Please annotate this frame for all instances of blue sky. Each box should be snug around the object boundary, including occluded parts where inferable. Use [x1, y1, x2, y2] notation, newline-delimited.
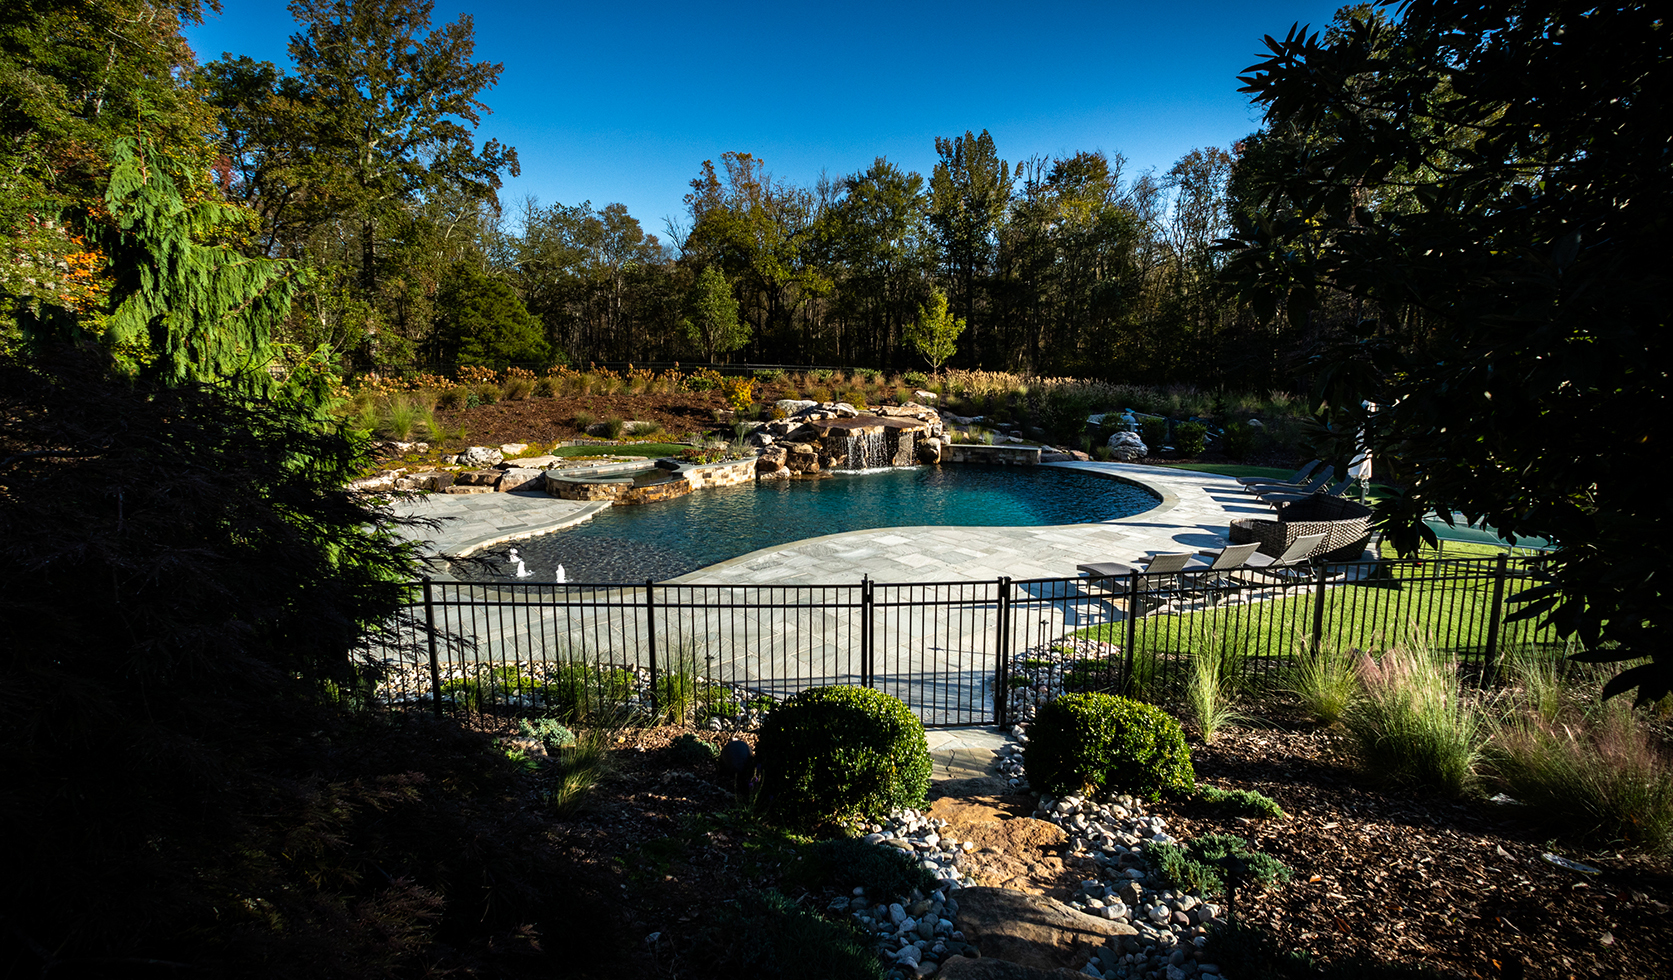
[184, 0, 1350, 239]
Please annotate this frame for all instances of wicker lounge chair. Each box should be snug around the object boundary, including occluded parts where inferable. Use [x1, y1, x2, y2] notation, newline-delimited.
[1230, 493, 1372, 563]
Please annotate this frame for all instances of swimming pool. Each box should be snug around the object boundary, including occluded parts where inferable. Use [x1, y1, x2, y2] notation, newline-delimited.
[453, 465, 1158, 584]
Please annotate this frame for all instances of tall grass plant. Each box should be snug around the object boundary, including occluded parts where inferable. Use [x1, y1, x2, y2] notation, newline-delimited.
[1186, 628, 1246, 742]
[1288, 635, 1362, 725]
[1489, 657, 1673, 851]
[1342, 640, 1484, 795]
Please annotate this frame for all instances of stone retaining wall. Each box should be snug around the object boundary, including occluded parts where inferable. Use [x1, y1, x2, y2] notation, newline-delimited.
[683, 457, 757, 489]
[944, 444, 1042, 465]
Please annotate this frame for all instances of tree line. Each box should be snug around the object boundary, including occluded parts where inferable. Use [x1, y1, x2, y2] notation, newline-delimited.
[0, 0, 1330, 387]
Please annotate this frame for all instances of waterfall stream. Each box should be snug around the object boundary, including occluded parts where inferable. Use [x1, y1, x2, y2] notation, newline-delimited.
[832, 429, 890, 470]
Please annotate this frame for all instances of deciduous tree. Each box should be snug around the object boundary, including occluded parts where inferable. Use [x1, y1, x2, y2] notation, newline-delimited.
[906, 288, 964, 373]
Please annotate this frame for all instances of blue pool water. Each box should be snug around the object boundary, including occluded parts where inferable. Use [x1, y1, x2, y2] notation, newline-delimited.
[454, 465, 1157, 583]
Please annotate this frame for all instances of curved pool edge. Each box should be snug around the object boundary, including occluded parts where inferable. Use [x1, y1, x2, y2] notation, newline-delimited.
[665, 462, 1216, 586]
[401, 496, 615, 582]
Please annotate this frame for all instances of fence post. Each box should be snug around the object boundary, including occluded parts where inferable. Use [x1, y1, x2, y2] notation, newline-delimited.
[645, 580, 659, 722]
[860, 575, 873, 689]
[422, 576, 443, 718]
[995, 577, 1012, 728]
[1122, 571, 1140, 695]
[1482, 552, 1510, 687]
[1310, 563, 1329, 655]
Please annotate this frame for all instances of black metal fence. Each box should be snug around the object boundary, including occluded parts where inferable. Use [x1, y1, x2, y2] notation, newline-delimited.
[357, 554, 1562, 727]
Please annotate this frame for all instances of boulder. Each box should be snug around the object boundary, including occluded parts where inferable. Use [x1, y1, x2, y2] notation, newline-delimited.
[831, 402, 860, 417]
[746, 430, 775, 448]
[934, 956, 1086, 980]
[925, 798, 1072, 895]
[496, 468, 547, 492]
[918, 440, 943, 464]
[756, 446, 788, 470]
[914, 389, 939, 402]
[348, 469, 403, 492]
[499, 443, 529, 456]
[784, 444, 821, 473]
[954, 887, 1132, 974]
[453, 468, 503, 487]
[1105, 431, 1146, 462]
[457, 446, 504, 468]
[776, 398, 818, 415]
[503, 454, 561, 469]
[396, 470, 454, 492]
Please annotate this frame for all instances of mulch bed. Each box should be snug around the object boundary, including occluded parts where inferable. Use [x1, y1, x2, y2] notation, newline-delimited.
[431, 391, 732, 448]
[1153, 717, 1673, 979]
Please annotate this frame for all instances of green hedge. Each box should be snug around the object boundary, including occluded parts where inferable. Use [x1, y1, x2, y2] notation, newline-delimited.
[1025, 692, 1194, 801]
[756, 686, 931, 827]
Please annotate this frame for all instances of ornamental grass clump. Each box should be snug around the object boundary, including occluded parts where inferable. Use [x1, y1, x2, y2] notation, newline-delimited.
[1288, 636, 1362, 725]
[1489, 689, 1673, 852]
[377, 392, 434, 441]
[1342, 643, 1483, 795]
[1186, 628, 1247, 743]
[755, 686, 931, 828]
[1024, 692, 1194, 801]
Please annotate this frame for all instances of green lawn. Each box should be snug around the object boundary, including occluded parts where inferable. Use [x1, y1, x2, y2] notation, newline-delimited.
[547, 442, 692, 459]
[1067, 544, 1560, 701]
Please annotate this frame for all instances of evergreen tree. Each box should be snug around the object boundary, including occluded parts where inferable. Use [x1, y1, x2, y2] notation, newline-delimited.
[1227, 1, 1673, 702]
[433, 261, 553, 369]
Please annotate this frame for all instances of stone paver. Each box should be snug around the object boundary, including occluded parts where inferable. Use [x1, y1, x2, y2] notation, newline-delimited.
[387, 490, 610, 561]
[924, 726, 1010, 781]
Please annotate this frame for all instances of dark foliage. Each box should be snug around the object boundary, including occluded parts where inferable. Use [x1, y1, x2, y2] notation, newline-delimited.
[1223, 1, 1673, 703]
[0, 346, 622, 976]
[785, 838, 939, 902]
[698, 889, 884, 980]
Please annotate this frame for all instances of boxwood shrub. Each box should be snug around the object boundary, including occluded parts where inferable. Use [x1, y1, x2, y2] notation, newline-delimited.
[1024, 692, 1194, 801]
[756, 686, 931, 827]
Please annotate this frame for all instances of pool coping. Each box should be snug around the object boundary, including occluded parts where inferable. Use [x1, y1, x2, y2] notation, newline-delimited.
[660, 463, 1179, 584]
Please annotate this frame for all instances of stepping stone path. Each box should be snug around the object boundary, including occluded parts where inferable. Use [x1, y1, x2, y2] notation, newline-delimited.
[835, 731, 1231, 980]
